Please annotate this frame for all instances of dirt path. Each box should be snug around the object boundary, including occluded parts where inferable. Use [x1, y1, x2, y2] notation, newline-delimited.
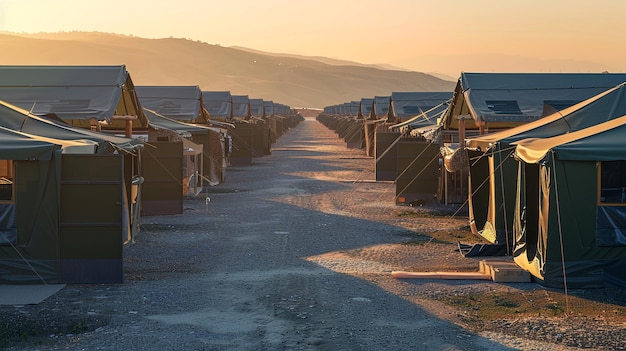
[4, 117, 595, 350]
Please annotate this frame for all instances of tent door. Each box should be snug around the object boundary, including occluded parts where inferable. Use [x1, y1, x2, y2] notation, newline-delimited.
[141, 141, 183, 215]
[59, 154, 125, 284]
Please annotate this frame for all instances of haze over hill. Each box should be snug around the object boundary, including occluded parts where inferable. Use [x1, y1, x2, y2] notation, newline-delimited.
[0, 31, 455, 108]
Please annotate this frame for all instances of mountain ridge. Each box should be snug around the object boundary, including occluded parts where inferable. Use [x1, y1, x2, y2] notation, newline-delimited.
[0, 31, 455, 108]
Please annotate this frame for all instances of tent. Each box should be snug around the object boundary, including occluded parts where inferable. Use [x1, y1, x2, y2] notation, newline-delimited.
[136, 86, 209, 124]
[513, 115, 626, 288]
[202, 91, 233, 120]
[0, 65, 149, 132]
[0, 66, 146, 238]
[0, 122, 128, 284]
[249, 99, 265, 118]
[465, 82, 626, 252]
[137, 86, 228, 185]
[364, 96, 390, 157]
[440, 72, 626, 205]
[389, 92, 452, 124]
[231, 95, 251, 119]
[141, 108, 210, 214]
[375, 92, 452, 182]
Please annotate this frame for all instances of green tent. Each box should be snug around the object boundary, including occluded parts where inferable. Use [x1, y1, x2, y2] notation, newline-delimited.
[0, 123, 128, 284]
[513, 115, 626, 288]
[465, 81, 626, 252]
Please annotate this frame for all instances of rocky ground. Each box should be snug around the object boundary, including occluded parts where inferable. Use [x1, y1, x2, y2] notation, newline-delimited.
[0, 117, 624, 350]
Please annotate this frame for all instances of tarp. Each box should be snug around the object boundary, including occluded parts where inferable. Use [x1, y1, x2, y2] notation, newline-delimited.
[513, 116, 626, 287]
[136, 86, 209, 123]
[202, 91, 233, 119]
[0, 65, 148, 129]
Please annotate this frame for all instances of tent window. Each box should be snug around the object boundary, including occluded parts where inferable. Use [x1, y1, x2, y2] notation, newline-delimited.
[0, 160, 14, 203]
[485, 100, 522, 115]
[599, 161, 626, 204]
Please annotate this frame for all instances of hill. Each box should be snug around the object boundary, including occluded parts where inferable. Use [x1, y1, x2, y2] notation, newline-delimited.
[0, 31, 455, 108]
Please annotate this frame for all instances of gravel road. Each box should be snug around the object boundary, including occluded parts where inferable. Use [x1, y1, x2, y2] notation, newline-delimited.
[2, 117, 623, 350]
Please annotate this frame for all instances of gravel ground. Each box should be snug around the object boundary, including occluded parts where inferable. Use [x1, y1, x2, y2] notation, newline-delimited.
[1, 117, 625, 350]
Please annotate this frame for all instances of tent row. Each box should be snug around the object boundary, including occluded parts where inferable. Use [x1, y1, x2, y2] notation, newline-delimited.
[318, 92, 452, 206]
[201, 91, 303, 165]
[0, 65, 303, 285]
[319, 73, 626, 288]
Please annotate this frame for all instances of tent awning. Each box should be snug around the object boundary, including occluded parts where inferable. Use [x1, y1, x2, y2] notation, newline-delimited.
[514, 115, 626, 163]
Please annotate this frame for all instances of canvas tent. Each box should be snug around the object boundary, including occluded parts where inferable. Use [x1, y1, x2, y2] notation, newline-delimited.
[231, 95, 251, 119]
[202, 91, 233, 120]
[141, 108, 209, 215]
[0, 118, 128, 284]
[513, 115, 626, 288]
[0, 65, 146, 238]
[363, 96, 390, 157]
[465, 81, 626, 253]
[249, 98, 265, 118]
[136, 86, 209, 124]
[375, 92, 452, 182]
[137, 86, 228, 186]
[440, 72, 626, 205]
[0, 65, 149, 133]
[388, 92, 452, 124]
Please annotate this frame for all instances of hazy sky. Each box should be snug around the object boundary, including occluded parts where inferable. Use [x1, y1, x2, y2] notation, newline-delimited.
[2, 0, 625, 77]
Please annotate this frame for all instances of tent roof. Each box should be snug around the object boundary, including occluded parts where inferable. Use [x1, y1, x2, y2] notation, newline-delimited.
[447, 72, 626, 127]
[263, 101, 275, 115]
[0, 100, 141, 152]
[515, 114, 626, 163]
[0, 65, 148, 127]
[373, 96, 390, 118]
[202, 91, 232, 101]
[360, 98, 373, 117]
[390, 92, 452, 119]
[0, 126, 61, 160]
[202, 91, 233, 119]
[466, 82, 626, 150]
[231, 95, 251, 118]
[249, 99, 264, 117]
[136, 86, 208, 123]
[390, 101, 451, 129]
[144, 108, 217, 134]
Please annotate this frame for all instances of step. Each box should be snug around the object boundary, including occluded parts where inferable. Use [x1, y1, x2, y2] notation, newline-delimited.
[480, 260, 531, 283]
